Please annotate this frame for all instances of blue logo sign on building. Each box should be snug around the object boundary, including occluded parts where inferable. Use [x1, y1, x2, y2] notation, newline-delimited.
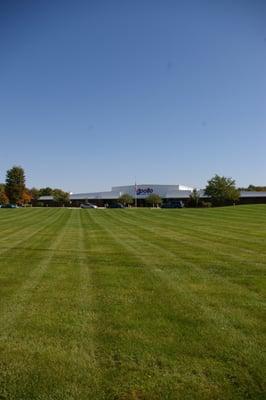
[136, 188, 154, 196]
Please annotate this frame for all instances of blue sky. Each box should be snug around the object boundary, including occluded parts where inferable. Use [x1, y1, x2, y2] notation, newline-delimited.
[0, 0, 265, 192]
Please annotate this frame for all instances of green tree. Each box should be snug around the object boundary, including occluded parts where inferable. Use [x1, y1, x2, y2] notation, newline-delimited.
[146, 194, 162, 207]
[205, 175, 239, 206]
[118, 193, 134, 207]
[0, 184, 9, 205]
[189, 189, 201, 207]
[39, 187, 53, 196]
[5, 166, 26, 204]
[53, 189, 69, 206]
[29, 187, 40, 202]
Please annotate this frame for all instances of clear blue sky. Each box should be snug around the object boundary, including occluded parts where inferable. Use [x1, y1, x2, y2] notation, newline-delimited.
[1, 0, 265, 192]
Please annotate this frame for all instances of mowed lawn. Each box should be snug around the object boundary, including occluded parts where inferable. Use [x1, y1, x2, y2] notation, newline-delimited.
[0, 207, 265, 400]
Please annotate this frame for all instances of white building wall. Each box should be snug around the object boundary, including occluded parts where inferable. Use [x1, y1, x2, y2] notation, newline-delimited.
[69, 184, 194, 200]
[111, 184, 193, 198]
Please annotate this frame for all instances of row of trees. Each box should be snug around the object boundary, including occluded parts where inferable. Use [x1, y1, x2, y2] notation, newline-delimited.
[0, 166, 69, 206]
[118, 193, 162, 207]
[239, 184, 266, 192]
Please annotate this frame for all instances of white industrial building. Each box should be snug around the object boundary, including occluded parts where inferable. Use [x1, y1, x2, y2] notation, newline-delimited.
[38, 184, 266, 207]
[39, 184, 194, 206]
[71, 184, 193, 200]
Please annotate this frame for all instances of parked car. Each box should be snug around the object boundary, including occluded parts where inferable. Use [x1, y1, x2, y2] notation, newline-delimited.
[1, 204, 19, 209]
[108, 203, 125, 208]
[161, 201, 184, 209]
[80, 203, 97, 209]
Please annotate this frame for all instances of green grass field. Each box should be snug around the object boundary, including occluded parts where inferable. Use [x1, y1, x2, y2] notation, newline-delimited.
[0, 206, 265, 400]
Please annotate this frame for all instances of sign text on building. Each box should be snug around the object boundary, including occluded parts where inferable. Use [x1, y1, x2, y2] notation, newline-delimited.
[136, 187, 154, 195]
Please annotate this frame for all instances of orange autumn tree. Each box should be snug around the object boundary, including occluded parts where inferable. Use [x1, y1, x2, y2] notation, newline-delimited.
[0, 184, 9, 205]
[21, 190, 32, 205]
